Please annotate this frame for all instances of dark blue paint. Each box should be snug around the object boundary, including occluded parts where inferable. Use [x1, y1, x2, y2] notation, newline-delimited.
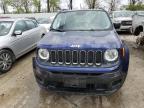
[33, 10, 129, 95]
[38, 31, 122, 49]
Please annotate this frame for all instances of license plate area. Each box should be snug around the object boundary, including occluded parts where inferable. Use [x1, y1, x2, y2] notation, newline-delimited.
[64, 78, 86, 88]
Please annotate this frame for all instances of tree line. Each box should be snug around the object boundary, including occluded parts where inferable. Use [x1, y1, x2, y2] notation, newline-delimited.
[126, 0, 144, 10]
[0, 0, 144, 14]
[0, 0, 60, 14]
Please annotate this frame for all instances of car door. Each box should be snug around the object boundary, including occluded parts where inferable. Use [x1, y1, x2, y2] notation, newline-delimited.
[11, 20, 31, 57]
[25, 20, 42, 47]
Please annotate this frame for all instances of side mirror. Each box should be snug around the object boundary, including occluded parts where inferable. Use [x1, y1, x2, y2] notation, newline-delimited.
[109, 14, 113, 19]
[110, 15, 112, 19]
[14, 30, 22, 36]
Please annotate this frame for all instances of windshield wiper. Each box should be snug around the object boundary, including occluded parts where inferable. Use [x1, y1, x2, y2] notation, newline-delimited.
[50, 28, 65, 32]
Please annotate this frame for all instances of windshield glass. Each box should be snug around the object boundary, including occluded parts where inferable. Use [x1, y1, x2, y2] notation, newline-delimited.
[51, 10, 112, 31]
[37, 18, 51, 24]
[136, 11, 144, 15]
[114, 11, 134, 18]
[0, 21, 13, 36]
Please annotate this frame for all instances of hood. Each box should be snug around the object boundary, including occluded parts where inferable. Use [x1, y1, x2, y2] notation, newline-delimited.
[39, 24, 51, 32]
[113, 17, 132, 22]
[38, 30, 122, 49]
[39, 24, 51, 29]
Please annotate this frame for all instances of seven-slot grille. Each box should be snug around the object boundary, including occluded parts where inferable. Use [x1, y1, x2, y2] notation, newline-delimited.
[49, 50, 103, 66]
[121, 21, 132, 26]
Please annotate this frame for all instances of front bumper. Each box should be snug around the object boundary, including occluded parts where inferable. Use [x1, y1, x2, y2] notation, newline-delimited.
[114, 23, 132, 31]
[33, 58, 127, 95]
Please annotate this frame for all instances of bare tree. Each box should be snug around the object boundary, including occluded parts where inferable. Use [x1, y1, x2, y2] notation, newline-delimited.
[47, 0, 50, 12]
[129, 0, 137, 5]
[64, 0, 72, 10]
[137, 0, 143, 4]
[6, 0, 26, 13]
[23, 0, 33, 13]
[108, 0, 120, 13]
[46, 0, 59, 12]
[85, 0, 98, 9]
[129, 0, 143, 5]
[33, 0, 41, 13]
[69, 0, 72, 10]
[0, 0, 8, 14]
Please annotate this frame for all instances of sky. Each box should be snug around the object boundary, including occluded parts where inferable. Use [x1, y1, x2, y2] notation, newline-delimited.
[0, 0, 129, 13]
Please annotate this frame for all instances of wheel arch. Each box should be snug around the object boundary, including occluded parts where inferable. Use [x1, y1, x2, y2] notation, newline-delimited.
[0, 48, 16, 61]
[134, 25, 143, 36]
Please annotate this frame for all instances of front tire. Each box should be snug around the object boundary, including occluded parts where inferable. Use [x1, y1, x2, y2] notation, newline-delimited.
[0, 50, 14, 73]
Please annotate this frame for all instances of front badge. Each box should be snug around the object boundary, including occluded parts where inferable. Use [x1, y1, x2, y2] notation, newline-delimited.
[71, 45, 80, 48]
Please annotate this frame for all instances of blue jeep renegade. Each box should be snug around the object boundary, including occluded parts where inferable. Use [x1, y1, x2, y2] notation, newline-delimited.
[33, 9, 129, 95]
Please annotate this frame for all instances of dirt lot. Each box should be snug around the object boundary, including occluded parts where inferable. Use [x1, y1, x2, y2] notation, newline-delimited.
[0, 34, 144, 108]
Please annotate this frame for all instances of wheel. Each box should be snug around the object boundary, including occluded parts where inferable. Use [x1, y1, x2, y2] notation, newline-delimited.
[0, 50, 15, 73]
[136, 32, 144, 46]
[136, 37, 141, 46]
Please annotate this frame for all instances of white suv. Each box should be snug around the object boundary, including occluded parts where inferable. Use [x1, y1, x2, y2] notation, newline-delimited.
[111, 11, 134, 32]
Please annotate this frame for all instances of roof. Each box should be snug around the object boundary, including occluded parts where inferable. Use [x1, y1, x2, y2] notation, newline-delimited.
[112, 10, 133, 13]
[59, 9, 107, 13]
[0, 18, 31, 22]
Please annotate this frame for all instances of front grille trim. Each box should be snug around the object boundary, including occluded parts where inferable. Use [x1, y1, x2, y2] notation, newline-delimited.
[87, 50, 94, 66]
[72, 50, 79, 65]
[65, 50, 71, 65]
[57, 50, 63, 65]
[95, 51, 103, 66]
[50, 50, 57, 64]
[80, 50, 86, 65]
[121, 21, 132, 26]
[49, 49, 103, 67]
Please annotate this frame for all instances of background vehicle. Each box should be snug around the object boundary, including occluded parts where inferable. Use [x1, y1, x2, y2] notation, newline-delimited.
[111, 11, 134, 32]
[37, 17, 52, 32]
[0, 18, 47, 73]
[33, 9, 129, 95]
[0, 17, 10, 19]
[132, 11, 144, 36]
[26, 17, 38, 23]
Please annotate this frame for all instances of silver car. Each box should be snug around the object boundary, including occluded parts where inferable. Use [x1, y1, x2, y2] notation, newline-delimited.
[0, 18, 47, 73]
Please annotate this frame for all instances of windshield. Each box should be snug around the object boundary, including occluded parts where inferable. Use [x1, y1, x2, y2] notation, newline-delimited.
[114, 11, 134, 18]
[37, 18, 51, 24]
[51, 10, 112, 31]
[0, 21, 13, 36]
[136, 11, 144, 15]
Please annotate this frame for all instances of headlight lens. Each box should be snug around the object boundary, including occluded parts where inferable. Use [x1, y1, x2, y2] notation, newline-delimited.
[114, 20, 121, 23]
[38, 49, 49, 60]
[104, 49, 118, 62]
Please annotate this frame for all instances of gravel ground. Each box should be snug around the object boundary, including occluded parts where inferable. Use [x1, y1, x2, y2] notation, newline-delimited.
[0, 33, 144, 108]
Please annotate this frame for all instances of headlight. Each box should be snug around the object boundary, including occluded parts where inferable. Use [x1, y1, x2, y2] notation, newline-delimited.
[38, 49, 49, 60]
[104, 49, 118, 62]
[114, 20, 121, 23]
